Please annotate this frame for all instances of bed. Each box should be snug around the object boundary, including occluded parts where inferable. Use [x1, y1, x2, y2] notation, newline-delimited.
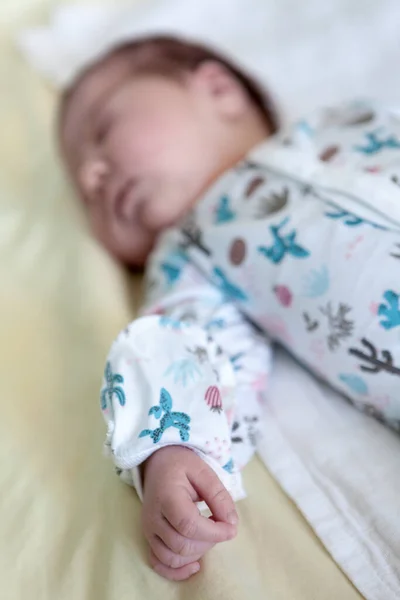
[3, 0, 400, 598]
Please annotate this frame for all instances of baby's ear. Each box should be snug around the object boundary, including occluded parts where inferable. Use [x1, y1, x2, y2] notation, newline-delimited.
[191, 60, 249, 120]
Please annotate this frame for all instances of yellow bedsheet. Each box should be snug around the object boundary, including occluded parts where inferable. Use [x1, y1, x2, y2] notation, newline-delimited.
[1, 2, 363, 598]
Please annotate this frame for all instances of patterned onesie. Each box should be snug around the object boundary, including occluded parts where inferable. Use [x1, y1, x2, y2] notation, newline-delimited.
[101, 100, 400, 501]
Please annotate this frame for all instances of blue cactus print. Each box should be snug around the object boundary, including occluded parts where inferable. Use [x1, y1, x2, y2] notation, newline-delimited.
[258, 217, 310, 264]
[159, 316, 189, 330]
[215, 195, 236, 224]
[206, 318, 226, 330]
[160, 250, 189, 285]
[339, 373, 369, 395]
[161, 263, 181, 285]
[139, 387, 191, 443]
[296, 119, 314, 137]
[164, 358, 202, 387]
[324, 202, 386, 230]
[354, 129, 400, 155]
[303, 265, 330, 298]
[378, 290, 400, 330]
[222, 458, 234, 473]
[231, 352, 245, 372]
[101, 362, 126, 410]
[213, 267, 248, 302]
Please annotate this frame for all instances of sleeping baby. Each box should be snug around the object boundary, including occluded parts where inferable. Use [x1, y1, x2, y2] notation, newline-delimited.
[59, 35, 400, 581]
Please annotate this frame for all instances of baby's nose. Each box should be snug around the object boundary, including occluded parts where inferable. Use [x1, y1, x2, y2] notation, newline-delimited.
[80, 159, 109, 199]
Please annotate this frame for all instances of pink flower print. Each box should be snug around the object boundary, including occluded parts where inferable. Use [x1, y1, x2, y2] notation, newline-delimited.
[259, 314, 293, 345]
[144, 304, 165, 316]
[251, 373, 269, 393]
[345, 234, 364, 260]
[273, 285, 293, 307]
[205, 386, 223, 413]
[364, 166, 381, 174]
[225, 408, 234, 427]
[206, 436, 231, 464]
[369, 301, 379, 316]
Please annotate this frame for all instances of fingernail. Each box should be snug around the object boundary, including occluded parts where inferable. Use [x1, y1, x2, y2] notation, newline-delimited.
[227, 510, 238, 525]
[191, 563, 200, 575]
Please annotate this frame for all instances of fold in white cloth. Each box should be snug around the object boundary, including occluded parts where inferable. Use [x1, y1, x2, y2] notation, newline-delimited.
[259, 347, 400, 600]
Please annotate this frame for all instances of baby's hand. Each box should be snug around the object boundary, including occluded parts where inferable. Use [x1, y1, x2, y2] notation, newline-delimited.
[142, 445, 238, 581]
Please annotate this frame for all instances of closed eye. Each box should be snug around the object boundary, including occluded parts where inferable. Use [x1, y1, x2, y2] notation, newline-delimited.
[95, 115, 113, 144]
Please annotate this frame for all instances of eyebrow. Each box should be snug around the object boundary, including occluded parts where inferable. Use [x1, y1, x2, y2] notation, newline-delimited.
[63, 65, 131, 167]
[66, 86, 114, 157]
[88, 89, 114, 124]
[88, 70, 129, 125]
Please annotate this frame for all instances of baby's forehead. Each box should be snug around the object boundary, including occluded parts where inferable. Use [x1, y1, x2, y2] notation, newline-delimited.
[60, 52, 133, 150]
[58, 54, 123, 177]
[64, 52, 132, 119]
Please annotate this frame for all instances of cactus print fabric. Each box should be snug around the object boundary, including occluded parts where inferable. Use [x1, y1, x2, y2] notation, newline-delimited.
[101, 100, 400, 501]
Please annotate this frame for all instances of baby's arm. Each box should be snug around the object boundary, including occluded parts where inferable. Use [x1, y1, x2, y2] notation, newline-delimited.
[101, 264, 272, 579]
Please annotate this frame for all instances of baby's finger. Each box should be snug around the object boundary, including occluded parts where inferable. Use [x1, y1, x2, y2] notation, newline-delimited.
[155, 516, 214, 556]
[162, 490, 236, 543]
[150, 535, 203, 569]
[149, 549, 200, 581]
[190, 466, 238, 526]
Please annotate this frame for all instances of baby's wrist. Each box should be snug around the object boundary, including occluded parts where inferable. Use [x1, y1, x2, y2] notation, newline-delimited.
[142, 446, 192, 489]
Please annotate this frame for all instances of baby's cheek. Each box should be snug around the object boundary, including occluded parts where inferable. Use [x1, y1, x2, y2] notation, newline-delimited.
[145, 185, 188, 229]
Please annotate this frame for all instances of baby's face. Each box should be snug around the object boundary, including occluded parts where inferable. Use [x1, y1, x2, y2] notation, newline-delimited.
[60, 54, 267, 266]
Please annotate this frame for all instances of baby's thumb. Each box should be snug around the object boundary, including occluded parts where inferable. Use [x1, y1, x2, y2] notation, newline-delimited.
[190, 466, 238, 526]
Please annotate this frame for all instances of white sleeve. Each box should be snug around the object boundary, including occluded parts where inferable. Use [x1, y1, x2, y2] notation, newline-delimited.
[100, 264, 272, 503]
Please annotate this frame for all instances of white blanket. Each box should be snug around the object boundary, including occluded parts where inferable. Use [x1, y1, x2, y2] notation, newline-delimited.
[260, 348, 400, 600]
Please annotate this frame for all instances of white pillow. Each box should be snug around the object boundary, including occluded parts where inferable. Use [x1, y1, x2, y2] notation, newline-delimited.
[18, 0, 400, 119]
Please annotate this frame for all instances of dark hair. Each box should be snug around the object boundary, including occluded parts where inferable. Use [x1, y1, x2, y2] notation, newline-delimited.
[59, 35, 279, 134]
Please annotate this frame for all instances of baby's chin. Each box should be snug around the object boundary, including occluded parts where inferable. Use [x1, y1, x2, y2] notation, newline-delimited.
[105, 230, 155, 269]
[146, 200, 194, 234]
